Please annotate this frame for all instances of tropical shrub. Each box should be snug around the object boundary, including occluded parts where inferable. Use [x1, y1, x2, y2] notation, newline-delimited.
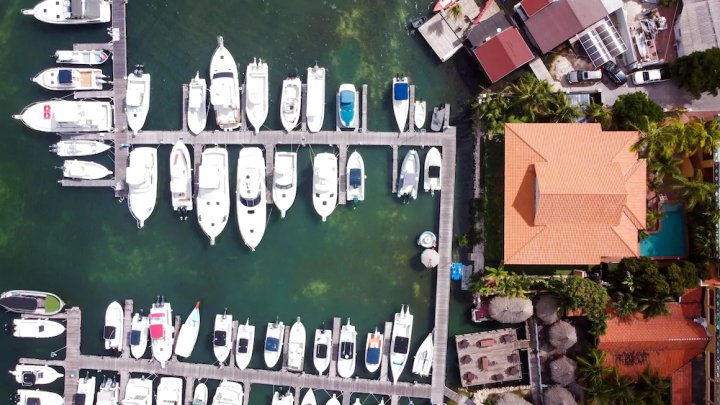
[612, 92, 664, 131]
[670, 47, 720, 98]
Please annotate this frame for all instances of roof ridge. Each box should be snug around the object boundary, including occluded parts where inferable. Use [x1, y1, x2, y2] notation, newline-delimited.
[505, 225, 548, 263]
[505, 124, 549, 162]
[609, 222, 637, 257]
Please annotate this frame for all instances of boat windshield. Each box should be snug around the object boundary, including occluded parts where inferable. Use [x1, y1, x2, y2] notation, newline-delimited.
[429, 166, 440, 178]
[130, 330, 142, 346]
[265, 337, 279, 352]
[213, 331, 227, 347]
[238, 338, 249, 353]
[315, 343, 328, 359]
[340, 341, 354, 358]
[103, 326, 116, 340]
[240, 194, 262, 208]
[349, 168, 362, 188]
[212, 72, 234, 80]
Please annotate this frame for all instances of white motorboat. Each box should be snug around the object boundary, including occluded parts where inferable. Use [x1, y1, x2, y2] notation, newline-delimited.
[21, 0, 111, 24]
[423, 147, 442, 196]
[390, 305, 414, 383]
[122, 378, 153, 405]
[0, 290, 64, 316]
[301, 389, 317, 405]
[414, 100, 426, 129]
[103, 301, 124, 351]
[174, 301, 201, 358]
[62, 160, 112, 180]
[236, 147, 267, 251]
[306, 65, 325, 133]
[280, 76, 302, 132]
[55, 49, 109, 65]
[126, 66, 151, 135]
[264, 319, 285, 368]
[149, 297, 174, 367]
[196, 147, 230, 245]
[187, 72, 208, 135]
[170, 141, 193, 219]
[397, 150, 419, 201]
[129, 313, 149, 359]
[51, 140, 111, 157]
[272, 391, 294, 405]
[192, 383, 209, 405]
[392, 76, 410, 132]
[33, 68, 105, 91]
[96, 377, 119, 405]
[13, 100, 113, 133]
[312, 152, 338, 222]
[336, 84, 358, 131]
[9, 365, 63, 386]
[13, 319, 65, 338]
[75, 375, 96, 405]
[213, 380, 244, 405]
[430, 105, 445, 132]
[235, 319, 255, 370]
[245, 58, 269, 133]
[326, 394, 341, 405]
[16, 390, 63, 405]
[209, 36, 241, 131]
[213, 309, 233, 364]
[412, 332, 433, 377]
[287, 317, 306, 373]
[156, 377, 183, 405]
[273, 151, 297, 218]
[312, 328, 332, 374]
[127, 147, 157, 229]
[365, 329, 383, 374]
[337, 318, 357, 379]
[346, 150, 365, 204]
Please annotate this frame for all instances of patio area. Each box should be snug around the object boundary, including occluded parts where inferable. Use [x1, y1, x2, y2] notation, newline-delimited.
[456, 328, 530, 387]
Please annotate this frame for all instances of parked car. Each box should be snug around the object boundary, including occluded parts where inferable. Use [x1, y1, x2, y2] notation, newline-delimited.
[632, 68, 671, 85]
[566, 70, 602, 84]
[602, 61, 627, 85]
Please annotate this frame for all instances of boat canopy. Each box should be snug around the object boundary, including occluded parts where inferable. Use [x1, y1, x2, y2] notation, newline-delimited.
[315, 343, 328, 358]
[340, 90, 354, 105]
[130, 329, 142, 346]
[349, 168, 362, 188]
[149, 323, 164, 339]
[340, 341, 354, 358]
[211, 81, 234, 107]
[265, 337, 279, 352]
[103, 325, 116, 340]
[393, 336, 409, 354]
[214, 330, 227, 347]
[429, 165, 440, 178]
[366, 347, 381, 364]
[238, 338, 249, 353]
[126, 166, 149, 186]
[199, 167, 221, 189]
[27, 398, 40, 405]
[189, 87, 204, 109]
[394, 83, 409, 101]
[170, 176, 187, 193]
[0, 296, 38, 312]
[58, 70, 73, 84]
[401, 173, 417, 188]
[72, 394, 86, 405]
[22, 372, 36, 385]
[126, 81, 145, 107]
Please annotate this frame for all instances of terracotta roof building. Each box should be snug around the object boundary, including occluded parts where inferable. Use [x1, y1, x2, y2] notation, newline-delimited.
[472, 28, 534, 83]
[503, 123, 646, 265]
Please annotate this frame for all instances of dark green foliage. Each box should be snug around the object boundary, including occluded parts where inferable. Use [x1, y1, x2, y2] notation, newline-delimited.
[664, 263, 686, 297]
[670, 47, 720, 98]
[549, 277, 609, 335]
[612, 92, 664, 130]
[468, 197, 483, 246]
[687, 194, 720, 264]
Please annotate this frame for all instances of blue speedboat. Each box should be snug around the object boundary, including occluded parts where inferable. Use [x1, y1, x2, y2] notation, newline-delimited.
[336, 84, 358, 131]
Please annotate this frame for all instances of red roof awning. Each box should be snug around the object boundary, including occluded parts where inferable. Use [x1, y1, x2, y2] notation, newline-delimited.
[473, 28, 534, 83]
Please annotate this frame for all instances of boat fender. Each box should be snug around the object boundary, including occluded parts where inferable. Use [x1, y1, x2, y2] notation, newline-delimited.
[43, 104, 51, 119]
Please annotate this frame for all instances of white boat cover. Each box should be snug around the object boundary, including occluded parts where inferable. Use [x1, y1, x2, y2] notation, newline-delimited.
[199, 167, 220, 189]
[125, 166, 149, 186]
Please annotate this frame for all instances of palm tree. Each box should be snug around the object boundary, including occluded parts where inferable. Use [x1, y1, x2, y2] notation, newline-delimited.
[448, 3, 462, 20]
[584, 101, 613, 129]
[548, 92, 581, 123]
[576, 349, 612, 387]
[645, 207, 665, 231]
[675, 169, 718, 210]
[508, 74, 554, 121]
[631, 117, 673, 161]
[474, 94, 509, 141]
[635, 366, 671, 404]
[647, 154, 682, 185]
[606, 369, 636, 405]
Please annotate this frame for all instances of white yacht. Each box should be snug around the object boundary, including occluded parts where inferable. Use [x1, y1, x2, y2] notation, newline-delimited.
[392, 76, 410, 132]
[10, 365, 63, 386]
[213, 309, 233, 364]
[326, 394, 341, 405]
[122, 378, 153, 405]
[414, 101, 426, 129]
[51, 140, 110, 157]
[126, 66, 151, 135]
[55, 49, 108, 65]
[126, 147, 157, 229]
[301, 389, 317, 405]
[306, 65, 325, 133]
[264, 319, 285, 368]
[397, 150, 419, 201]
[209, 36, 241, 131]
[423, 147, 442, 196]
[213, 380, 244, 405]
[280, 76, 302, 132]
[156, 377, 183, 405]
[13, 100, 113, 133]
[174, 301, 201, 358]
[390, 305, 413, 383]
[337, 319, 357, 379]
[170, 141, 193, 219]
[365, 329, 383, 374]
[312, 328, 332, 374]
[129, 313, 149, 359]
[33, 68, 105, 91]
[236, 147, 267, 251]
[187, 72, 208, 135]
[75, 375, 96, 405]
[235, 319, 255, 370]
[96, 377, 120, 405]
[287, 317, 306, 373]
[245, 58, 269, 133]
[272, 391, 294, 405]
[192, 383, 208, 405]
[16, 390, 63, 405]
[312, 152, 338, 222]
[346, 151, 365, 204]
[149, 297, 173, 367]
[196, 147, 230, 245]
[273, 151, 297, 218]
[62, 160, 112, 180]
[103, 301, 124, 352]
[336, 84, 358, 131]
[12, 319, 65, 338]
[21, 0, 111, 24]
[412, 332, 433, 377]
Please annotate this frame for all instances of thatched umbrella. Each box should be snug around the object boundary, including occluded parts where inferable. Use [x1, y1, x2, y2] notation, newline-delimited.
[460, 355, 472, 364]
[458, 339, 469, 349]
[462, 371, 477, 384]
[550, 356, 578, 386]
[535, 294, 560, 324]
[421, 249, 440, 268]
[493, 393, 532, 405]
[544, 385, 577, 405]
[548, 320, 578, 351]
[489, 296, 533, 324]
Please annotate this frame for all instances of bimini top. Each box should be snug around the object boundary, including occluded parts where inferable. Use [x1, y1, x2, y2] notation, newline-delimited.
[58, 70, 72, 84]
[349, 168, 362, 188]
[394, 82, 409, 101]
[103, 326, 116, 340]
[393, 336, 409, 354]
[265, 337, 279, 352]
[315, 343, 328, 358]
[149, 323, 164, 339]
[214, 331, 227, 347]
[0, 296, 38, 311]
[130, 330, 142, 346]
[238, 338, 250, 353]
[429, 165, 440, 179]
[366, 347, 381, 364]
[340, 341, 354, 359]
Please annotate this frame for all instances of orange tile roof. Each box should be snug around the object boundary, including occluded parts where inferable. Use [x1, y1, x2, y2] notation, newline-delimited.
[671, 362, 693, 405]
[504, 123, 646, 265]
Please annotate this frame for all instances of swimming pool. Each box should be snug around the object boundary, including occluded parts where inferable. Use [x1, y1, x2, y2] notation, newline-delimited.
[640, 202, 688, 258]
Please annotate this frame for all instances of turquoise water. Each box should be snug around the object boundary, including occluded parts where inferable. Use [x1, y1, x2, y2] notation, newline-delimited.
[640, 203, 688, 258]
[0, 0, 484, 401]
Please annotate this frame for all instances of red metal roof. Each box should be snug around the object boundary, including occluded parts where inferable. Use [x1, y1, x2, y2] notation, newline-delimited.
[520, 0, 553, 17]
[473, 28, 534, 83]
[523, 0, 608, 54]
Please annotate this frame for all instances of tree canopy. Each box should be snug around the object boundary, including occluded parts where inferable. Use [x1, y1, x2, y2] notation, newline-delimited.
[549, 277, 609, 335]
[670, 47, 720, 98]
[612, 92, 664, 130]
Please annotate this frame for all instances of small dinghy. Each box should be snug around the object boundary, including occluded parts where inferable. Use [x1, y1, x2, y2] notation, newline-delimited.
[235, 319, 255, 370]
[51, 140, 111, 157]
[16, 389, 63, 405]
[423, 147, 442, 195]
[280, 76, 302, 132]
[306, 65, 326, 133]
[192, 383, 209, 405]
[129, 313, 149, 359]
[397, 150, 420, 201]
[13, 319, 65, 338]
[287, 317, 306, 373]
[412, 332, 434, 377]
[365, 329, 383, 373]
[62, 160, 112, 180]
[126, 66, 151, 135]
[414, 101, 426, 129]
[187, 72, 208, 135]
[170, 141, 193, 220]
[346, 151, 365, 204]
[0, 290, 64, 315]
[392, 76, 410, 133]
[33, 67, 105, 91]
[54, 50, 109, 65]
[103, 301, 124, 352]
[430, 105, 445, 132]
[10, 365, 63, 386]
[213, 309, 233, 364]
[313, 328, 332, 374]
[273, 151, 297, 218]
[245, 58, 269, 134]
[174, 301, 201, 359]
[264, 319, 285, 368]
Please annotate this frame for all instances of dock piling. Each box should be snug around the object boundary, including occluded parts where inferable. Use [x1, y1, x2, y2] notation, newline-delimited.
[391, 145, 399, 194]
[338, 145, 348, 205]
[408, 85, 415, 133]
[329, 317, 341, 378]
[121, 299, 134, 359]
[380, 321, 392, 382]
[361, 84, 368, 132]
